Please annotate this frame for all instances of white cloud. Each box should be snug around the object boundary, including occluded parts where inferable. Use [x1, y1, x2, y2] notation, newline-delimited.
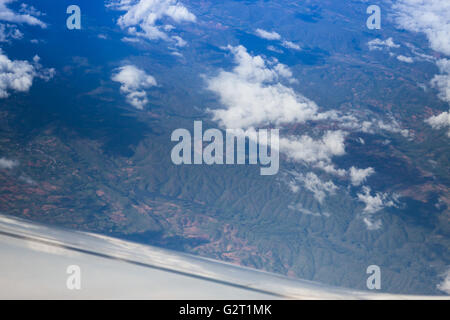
[0, 1, 45, 44]
[172, 35, 187, 47]
[426, 110, 450, 137]
[267, 45, 283, 54]
[279, 131, 347, 165]
[281, 40, 301, 51]
[367, 37, 400, 51]
[207, 45, 321, 129]
[357, 186, 395, 214]
[288, 203, 330, 217]
[255, 28, 281, 40]
[340, 116, 410, 138]
[19, 3, 44, 17]
[437, 268, 450, 295]
[377, 120, 411, 138]
[287, 180, 300, 193]
[0, 23, 22, 42]
[255, 29, 301, 52]
[405, 43, 436, 62]
[0, 157, 18, 169]
[107, 0, 195, 44]
[357, 186, 397, 230]
[112, 64, 157, 109]
[0, 50, 54, 98]
[362, 217, 382, 231]
[31, 55, 54, 81]
[350, 167, 375, 186]
[302, 172, 337, 203]
[121, 36, 140, 43]
[397, 55, 414, 63]
[314, 161, 347, 177]
[430, 59, 450, 104]
[426, 60, 450, 137]
[0, 0, 46, 28]
[392, 0, 450, 56]
[288, 171, 337, 203]
[170, 50, 183, 58]
[19, 175, 36, 185]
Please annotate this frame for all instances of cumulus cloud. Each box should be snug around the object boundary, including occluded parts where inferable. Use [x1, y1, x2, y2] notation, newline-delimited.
[437, 268, 450, 295]
[255, 28, 301, 51]
[314, 161, 347, 177]
[107, 0, 195, 44]
[405, 43, 436, 63]
[340, 116, 410, 138]
[350, 167, 375, 186]
[279, 131, 347, 165]
[112, 65, 157, 109]
[287, 180, 300, 193]
[392, 0, 450, 56]
[281, 40, 301, 51]
[267, 45, 283, 54]
[0, 157, 18, 169]
[0, 50, 55, 98]
[172, 35, 187, 47]
[426, 110, 450, 137]
[425, 60, 450, 138]
[255, 28, 281, 40]
[0, 0, 46, 28]
[362, 217, 382, 231]
[0, 23, 22, 42]
[207, 45, 322, 129]
[367, 37, 400, 51]
[302, 172, 337, 203]
[357, 186, 397, 230]
[430, 59, 450, 104]
[357, 186, 395, 214]
[397, 55, 414, 63]
[18, 3, 45, 17]
[288, 171, 337, 203]
[376, 119, 411, 138]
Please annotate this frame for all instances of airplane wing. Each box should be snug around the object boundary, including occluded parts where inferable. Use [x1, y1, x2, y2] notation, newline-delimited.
[0, 214, 447, 300]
